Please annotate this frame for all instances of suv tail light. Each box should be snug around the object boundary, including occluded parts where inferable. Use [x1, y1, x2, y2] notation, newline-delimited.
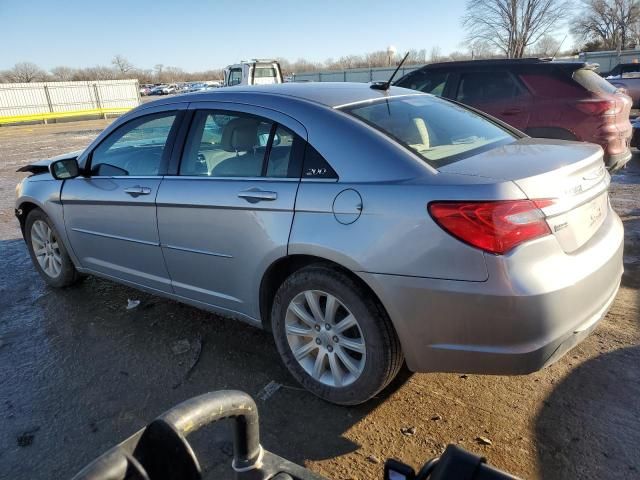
[575, 99, 620, 116]
[428, 200, 555, 255]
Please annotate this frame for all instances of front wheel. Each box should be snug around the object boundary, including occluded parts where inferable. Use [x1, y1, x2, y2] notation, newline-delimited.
[25, 209, 83, 288]
[271, 265, 403, 405]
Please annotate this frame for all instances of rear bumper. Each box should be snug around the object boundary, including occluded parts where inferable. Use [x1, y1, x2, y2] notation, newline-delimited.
[360, 208, 624, 374]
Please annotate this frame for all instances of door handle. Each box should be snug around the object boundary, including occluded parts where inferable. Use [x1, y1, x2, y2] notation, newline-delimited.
[237, 189, 278, 203]
[124, 186, 152, 196]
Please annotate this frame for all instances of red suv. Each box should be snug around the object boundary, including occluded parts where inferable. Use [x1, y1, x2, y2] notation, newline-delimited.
[395, 59, 632, 171]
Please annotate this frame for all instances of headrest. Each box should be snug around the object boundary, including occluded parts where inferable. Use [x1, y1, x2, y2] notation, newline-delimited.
[221, 118, 259, 152]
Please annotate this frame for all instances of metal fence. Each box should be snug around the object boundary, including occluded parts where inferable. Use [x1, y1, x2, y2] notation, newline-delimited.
[291, 65, 424, 83]
[578, 49, 640, 75]
[0, 79, 140, 125]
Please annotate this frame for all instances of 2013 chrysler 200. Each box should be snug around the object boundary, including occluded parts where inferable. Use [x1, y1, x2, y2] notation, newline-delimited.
[15, 83, 623, 405]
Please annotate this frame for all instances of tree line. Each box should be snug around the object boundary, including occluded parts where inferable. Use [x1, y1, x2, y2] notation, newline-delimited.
[2, 1, 639, 84]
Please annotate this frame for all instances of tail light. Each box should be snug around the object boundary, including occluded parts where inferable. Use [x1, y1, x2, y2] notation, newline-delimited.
[575, 99, 620, 116]
[428, 200, 555, 255]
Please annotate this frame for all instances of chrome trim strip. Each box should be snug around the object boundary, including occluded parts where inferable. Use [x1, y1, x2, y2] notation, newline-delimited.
[161, 175, 299, 182]
[71, 227, 159, 246]
[162, 243, 233, 258]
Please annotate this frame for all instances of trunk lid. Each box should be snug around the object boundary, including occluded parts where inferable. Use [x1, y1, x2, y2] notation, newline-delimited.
[438, 138, 609, 253]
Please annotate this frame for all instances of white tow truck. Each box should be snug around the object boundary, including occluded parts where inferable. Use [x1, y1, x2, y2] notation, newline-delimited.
[223, 59, 284, 86]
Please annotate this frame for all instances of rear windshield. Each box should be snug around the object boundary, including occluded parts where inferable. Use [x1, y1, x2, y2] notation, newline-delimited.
[341, 95, 516, 167]
[255, 67, 276, 78]
[573, 68, 618, 94]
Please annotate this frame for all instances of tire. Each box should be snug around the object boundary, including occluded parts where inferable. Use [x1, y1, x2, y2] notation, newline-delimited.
[25, 208, 82, 288]
[271, 264, 403, 405]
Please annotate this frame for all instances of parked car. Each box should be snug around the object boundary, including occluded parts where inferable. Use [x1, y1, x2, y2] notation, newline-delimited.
[395, 58, 633, 171]
[149, 85, 167, 95]
[16, 83, 623, 405]
[159, 84, 177, 95]
[139, 86, 151, 96]
[605, 62, 640, 109]
[224, 59, 283, 86]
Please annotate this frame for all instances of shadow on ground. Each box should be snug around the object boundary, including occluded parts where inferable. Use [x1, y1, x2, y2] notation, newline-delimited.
[0, 238, 407, 479]
[535, 345, 640, 480]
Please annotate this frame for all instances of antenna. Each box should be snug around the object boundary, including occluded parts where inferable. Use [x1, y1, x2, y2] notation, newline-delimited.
[552, 34, 568, 60]
[370, 51, 410, 90]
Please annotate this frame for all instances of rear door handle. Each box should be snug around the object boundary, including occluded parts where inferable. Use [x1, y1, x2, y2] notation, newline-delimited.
[237, 189, 278, 203]
[124, 186, 152, 196]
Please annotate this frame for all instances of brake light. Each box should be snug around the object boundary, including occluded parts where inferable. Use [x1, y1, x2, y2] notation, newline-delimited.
[428, 200, 554, 255]
[575, 99, 619, 116]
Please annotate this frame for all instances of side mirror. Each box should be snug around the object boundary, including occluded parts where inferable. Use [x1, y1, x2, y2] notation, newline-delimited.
[49, 158, 80, 180]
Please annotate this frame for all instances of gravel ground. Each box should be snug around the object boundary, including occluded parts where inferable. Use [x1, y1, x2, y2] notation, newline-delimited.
[0, 120, 638, 480]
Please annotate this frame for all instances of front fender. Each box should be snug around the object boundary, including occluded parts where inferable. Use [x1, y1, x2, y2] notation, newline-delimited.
[16, 178, 82, 269]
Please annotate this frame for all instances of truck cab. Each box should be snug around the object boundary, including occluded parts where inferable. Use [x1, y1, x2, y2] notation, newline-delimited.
[224, 60, 283, 87]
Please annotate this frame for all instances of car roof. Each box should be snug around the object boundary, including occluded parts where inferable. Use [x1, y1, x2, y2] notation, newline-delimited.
[419, 58, 587, 69]
[142, 82, 421, 109]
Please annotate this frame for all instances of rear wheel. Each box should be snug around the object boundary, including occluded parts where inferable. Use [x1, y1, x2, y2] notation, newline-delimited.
[25, 209, 82, 288]
[271, 264, 403, 405]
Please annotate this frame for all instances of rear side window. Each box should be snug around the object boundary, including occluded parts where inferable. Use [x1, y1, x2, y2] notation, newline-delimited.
[342, 96, 515, 167]
[519, 71, 585, 98]
[180, 110, 303, 178]
[396, 70, 448, 96]
[573, 68, 619, 95]
[456, 71, 522, 103]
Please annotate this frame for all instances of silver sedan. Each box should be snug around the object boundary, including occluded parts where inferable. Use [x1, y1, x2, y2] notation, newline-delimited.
[15, 83, 623, 404]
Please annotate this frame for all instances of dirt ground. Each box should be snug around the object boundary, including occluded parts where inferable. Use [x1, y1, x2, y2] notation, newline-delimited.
[0, 119, 638, 480]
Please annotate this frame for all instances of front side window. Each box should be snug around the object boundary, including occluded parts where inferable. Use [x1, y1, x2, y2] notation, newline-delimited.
[456, 71, 522, 103]
[342, 96, 515, 167]
[228, 68, 242, 86]
[90, 113, 177, 176]
[180, 111, 303, 178]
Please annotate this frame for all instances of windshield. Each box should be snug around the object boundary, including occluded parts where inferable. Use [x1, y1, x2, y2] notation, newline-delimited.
[341, 95, 516, 167]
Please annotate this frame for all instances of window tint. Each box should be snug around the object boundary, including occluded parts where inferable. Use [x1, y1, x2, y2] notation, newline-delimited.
[302, 144, 338, 179]
[181, 111, 271, 177]
[228, 68, 242, 86]
[90, 113, 177, 176]
[342, 96, 515, 167]
[397, 70, 448, 96]
[456, 71, 521, 103]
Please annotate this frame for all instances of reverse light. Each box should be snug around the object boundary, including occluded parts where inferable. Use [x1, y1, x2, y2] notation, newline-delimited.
[428, 200, 555, 255]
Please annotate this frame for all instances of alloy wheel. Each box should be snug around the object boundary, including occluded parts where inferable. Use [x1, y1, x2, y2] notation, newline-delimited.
[31, 220, 62, 278]
[285, 290, 366, 387]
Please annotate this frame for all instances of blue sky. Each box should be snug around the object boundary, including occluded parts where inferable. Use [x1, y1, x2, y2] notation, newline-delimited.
[0, 0, 567, 71]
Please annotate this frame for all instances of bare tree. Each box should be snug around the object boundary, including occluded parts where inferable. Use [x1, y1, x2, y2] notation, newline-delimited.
[463, 0, 571, 58]
[111, 55, 134, 75]
[154, 64, 164, 82]
[50, 66, 77, 81]
[4, 62, 47, 83]
[430, 46, 443, 62]
[531, 34, 562, 55]
[572, 0, 640, 50]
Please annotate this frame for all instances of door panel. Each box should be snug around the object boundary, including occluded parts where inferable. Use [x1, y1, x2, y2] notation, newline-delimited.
[156, 178, 298, 317]
[62, 177, 171, 291]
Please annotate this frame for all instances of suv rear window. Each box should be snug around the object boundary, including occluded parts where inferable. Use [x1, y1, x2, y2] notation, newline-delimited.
[573, 68, 619, 95]
[341, 95, 515, 167]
